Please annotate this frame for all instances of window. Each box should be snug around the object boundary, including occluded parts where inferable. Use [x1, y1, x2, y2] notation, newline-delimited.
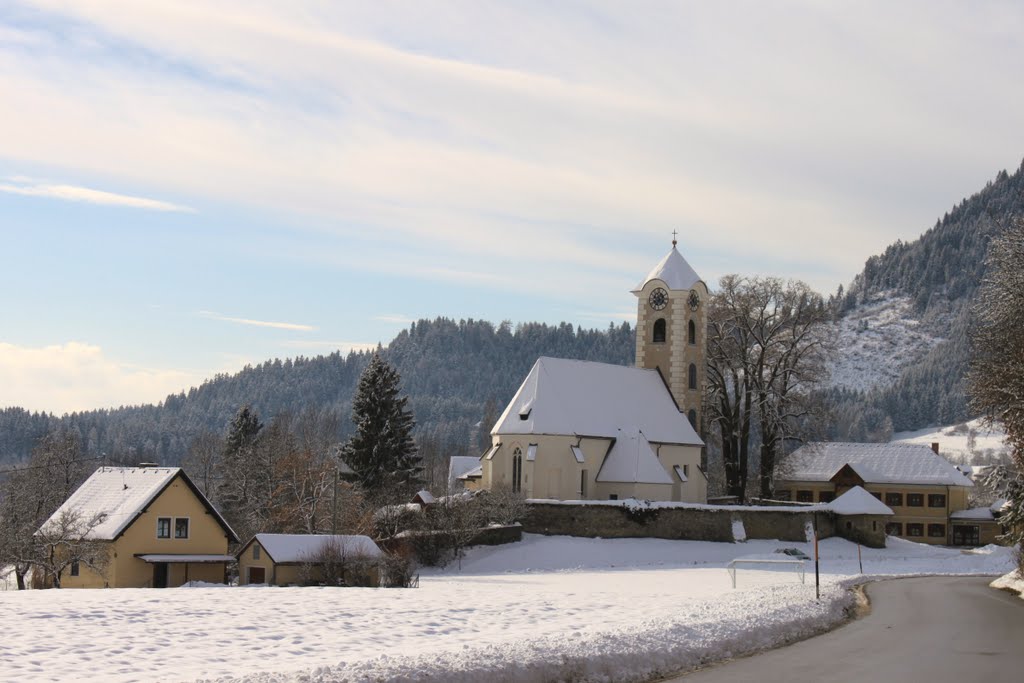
[871, 492, 882, 500]
[683, 464, 689, 478]
[907, 493, 924, 507]
[580, 470, 588, 498]
[885, 522, 903, 536]
[253, 544, 261, 560]
[70, 561, 80, 577]
[512, 448, 523, 494]
[688, 320, 696, 345]
[952, 525, 980, 546]
[688, 363, 697, 390]
[653, 318, 666, 343]
[885, 492, 903, 507]
[775, 490, 791, 501]
[818, 491, 835, 503]
[872, 521, 877, 531]
[796, 490, 814, 503]
[175, 518, 190, 539]
[928, 494, 946, 508]
[928, 523, 946, 538]
[687, 409, 697, 429]
[609, 494, 618, 501]
[157, 517, 171, 539]
[906, 523, 924, 537]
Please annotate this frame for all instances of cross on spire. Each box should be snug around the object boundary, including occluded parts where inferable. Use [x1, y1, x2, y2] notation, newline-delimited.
[672, 230, 678, 247]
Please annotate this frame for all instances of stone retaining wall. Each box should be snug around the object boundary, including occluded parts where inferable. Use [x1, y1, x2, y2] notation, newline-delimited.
[522, 501, 838, 544]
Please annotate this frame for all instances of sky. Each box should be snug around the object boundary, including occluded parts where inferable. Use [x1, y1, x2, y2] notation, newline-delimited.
[1, 1, 1023, 414]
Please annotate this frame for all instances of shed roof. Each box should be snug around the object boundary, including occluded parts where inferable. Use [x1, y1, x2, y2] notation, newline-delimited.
[492, 357, 703, 445]
[245, 534, 382, 563]
[448, 455, 481, 488]
[38, 466, 237, 542]
[782, 442, 972, 487]
[632, 246, 703, 293]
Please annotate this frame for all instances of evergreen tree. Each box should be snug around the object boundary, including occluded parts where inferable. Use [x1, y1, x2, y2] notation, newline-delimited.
[341, 353, 423, 500]
[216, 405, 264, 539]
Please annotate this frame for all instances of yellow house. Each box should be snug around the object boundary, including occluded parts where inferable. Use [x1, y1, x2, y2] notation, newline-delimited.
[237, 534, 382, 587]
[38, 466, 237, 588]
[777, 442, 975, 545]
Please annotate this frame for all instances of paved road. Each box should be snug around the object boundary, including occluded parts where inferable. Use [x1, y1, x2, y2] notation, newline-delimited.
[664, 576, 1024, 683]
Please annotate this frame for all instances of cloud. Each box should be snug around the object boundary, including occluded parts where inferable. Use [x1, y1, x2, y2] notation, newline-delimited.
[0, 341, 202, 414]
[1, 1, 1023, 298]
[198, 311, 316, 331]
[0, 178, 193, 212]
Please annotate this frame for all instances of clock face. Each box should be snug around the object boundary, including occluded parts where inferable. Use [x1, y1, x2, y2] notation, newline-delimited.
[688, 291, 700, 311]
[649, 287, 668, 311]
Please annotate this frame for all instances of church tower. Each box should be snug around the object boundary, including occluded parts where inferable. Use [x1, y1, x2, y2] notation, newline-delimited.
[632, 237, 707, 432]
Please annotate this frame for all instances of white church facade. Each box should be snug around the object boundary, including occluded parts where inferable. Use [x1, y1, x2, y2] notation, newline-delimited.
[478, 241, 709, 503]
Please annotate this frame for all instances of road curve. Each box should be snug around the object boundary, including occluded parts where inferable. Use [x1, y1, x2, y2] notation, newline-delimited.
[663, 576, 1024, 683]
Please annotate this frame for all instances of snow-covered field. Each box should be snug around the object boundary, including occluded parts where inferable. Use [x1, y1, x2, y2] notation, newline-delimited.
[829, 294, 944, 393]
[894, 417, 1011, 466]
[1, 534, 1015, 683]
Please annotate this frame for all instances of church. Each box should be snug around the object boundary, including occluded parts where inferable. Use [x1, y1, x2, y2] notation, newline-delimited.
[477, 240, 709, 503]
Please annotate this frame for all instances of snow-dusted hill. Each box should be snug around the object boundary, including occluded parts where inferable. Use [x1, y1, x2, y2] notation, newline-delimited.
[827, 293, 944, 393]
[893, 417, 1011, 466]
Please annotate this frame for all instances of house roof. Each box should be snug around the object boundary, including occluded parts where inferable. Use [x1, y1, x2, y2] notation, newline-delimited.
[492, 357, 703, 445]
[38, 466, 238, 542]
[632, 246, 703, 293]
[244, 534, 382, 563]
[827, 486, 894, 516]
[596, 429, 674, 485]
[448, 455, 482, 488]
[950, 507, 997, 521]
[782, 442, 973, 487]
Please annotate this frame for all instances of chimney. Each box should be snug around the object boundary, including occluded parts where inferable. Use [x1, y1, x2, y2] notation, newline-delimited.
[930, 442, 939, 455]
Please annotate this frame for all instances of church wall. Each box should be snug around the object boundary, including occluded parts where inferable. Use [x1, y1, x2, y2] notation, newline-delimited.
[484, 434, 706, 503]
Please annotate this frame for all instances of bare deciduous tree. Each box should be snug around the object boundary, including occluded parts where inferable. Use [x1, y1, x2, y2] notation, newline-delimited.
[707, 276, 833, 501]
[34, 508, 109, 588]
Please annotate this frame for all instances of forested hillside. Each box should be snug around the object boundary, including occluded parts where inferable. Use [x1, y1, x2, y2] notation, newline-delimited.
[0, 320, 635, 467]
[826, 158, 1024, 438]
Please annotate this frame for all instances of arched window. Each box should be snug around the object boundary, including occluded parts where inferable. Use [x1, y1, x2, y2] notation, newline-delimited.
[653, 318, 666, 343]
[688, 409, 697, 429]
[688, 363, 697, 389]
[512, 447, 523, 493]
[688, 320, 696, 345]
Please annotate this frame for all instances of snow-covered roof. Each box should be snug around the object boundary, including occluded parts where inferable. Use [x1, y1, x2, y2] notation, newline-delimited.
[632, 246, 703, 293]
[782, 442, 973, 487]
[39, 466, 236, 541]
[137, 554, 235, 563]
[458, 465, 482, 480]
[413, 490, 436, 504]
[596, 429, 673, 485]
[827, 486, 894, 516]
[950, 507, 997, 521]
[448, 456, 481, 488]
[246, 534, 382, 563]
[493, 357, 703, 446]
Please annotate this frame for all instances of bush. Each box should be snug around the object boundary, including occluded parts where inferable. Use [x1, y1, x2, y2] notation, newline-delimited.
[379, 552, 418, 588]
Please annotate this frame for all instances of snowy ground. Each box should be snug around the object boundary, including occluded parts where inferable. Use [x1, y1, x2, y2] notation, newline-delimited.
[893, 417, 1011, 466]
[0, 535, 1015, 683]
[828, 294, 944, 393]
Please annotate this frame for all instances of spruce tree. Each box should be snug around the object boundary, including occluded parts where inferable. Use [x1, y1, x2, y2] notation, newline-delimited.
[341, 353, 422, 499]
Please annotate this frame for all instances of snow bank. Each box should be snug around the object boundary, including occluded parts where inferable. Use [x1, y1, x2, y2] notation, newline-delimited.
[990, 568, 1024, 599]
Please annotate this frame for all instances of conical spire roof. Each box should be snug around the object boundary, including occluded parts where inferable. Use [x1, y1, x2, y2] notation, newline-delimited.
[632, 245, 702, 293]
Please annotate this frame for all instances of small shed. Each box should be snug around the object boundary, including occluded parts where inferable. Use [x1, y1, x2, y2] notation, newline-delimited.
[950, 507, 1003, 546]
[828, 485, 893, 548]
[237, 534, 383, 587]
